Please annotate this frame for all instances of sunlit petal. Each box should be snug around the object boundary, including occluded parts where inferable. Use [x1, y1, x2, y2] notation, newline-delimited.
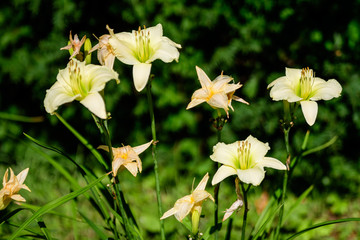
[133, 63, 152, 92]
[212, 165, 237, 185]
[300, 100, 318, 126]
[80, 92, 107, 119]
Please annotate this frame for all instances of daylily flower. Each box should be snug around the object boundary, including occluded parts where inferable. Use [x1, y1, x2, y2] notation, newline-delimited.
[222, 199, 243, 222]
[160, 173, 214, 222]
[211, 135, 286, 186]
[44, 59, 119, 119]
[0, 168, 31, 210]
[98, 140, 153, 177]
[60, 31, 86, 59]
[107, 23, 181, 92]
[267, 67, 342, 126]
[89, 34, 116, 69]
[186, 66, 249, 117]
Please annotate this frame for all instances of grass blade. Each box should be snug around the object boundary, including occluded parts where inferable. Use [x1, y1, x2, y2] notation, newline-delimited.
[79, 211, 108, 240]
[286, 218, 360, 240]
[8, 173, 109, 240]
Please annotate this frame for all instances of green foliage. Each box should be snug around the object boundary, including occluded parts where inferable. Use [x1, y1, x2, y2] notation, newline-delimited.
[0, 0, 359, 239]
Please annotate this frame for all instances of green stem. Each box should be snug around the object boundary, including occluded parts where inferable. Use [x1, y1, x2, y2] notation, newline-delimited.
[275, 127, 291, 240]
[240, 183, 250, 240]
[146, 82, 165, 240]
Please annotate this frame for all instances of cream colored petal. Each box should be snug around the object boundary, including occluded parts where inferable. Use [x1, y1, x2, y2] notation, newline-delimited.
[246, 135, 270, 162]
[80, 92, 107, 119]
[300, 100, 318, 126]
[310, 79, 342, 101]
[85, 64, 119, 92]
[207, 92, 228, 109]
[44, 82, 79, 114]
[186, 88, 209, 109]
[285, 67, 302, 83]
[212, 165, 237, 185]
[237, 166, 265, 186]
[186, 97, 207, 110]
[194, 173, 209, 191]
[107, 26, 139, 65]
[16, 168, 29, 185]
[210, 142, 238, 167]
[3, 168, 9, 186]
[11, 194, 26, 202]
[267, 76, 287, 89]
[232, 95, 249, 105]
[222, 199, 243, 222]
[174, 197, 193, 222]
[212, 75, 233, 90]
[192, 190, 214, 203]
[224, 82, 241, 94]
[160, 207, 178, 220]
[21, 184, 31, 192]
[261, 157, 287, 170]
[112, 158, 123, 176]
[196, 66, 212, 89]
[133, 140, 153, 155]
[124, 162, 139, 177]
[269, 80, 302, 102]
[147, 39, 181, 63]
[133, 63, 152, 92]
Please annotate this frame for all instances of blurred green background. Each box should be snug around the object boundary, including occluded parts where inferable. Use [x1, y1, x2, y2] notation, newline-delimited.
[0, 0, 359, 239]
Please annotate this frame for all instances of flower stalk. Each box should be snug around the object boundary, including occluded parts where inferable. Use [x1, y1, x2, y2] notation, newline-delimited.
[240, 182, 250, 240]
[146, 80, 166, 240]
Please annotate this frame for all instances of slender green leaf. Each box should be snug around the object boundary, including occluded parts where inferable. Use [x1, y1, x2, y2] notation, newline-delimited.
[286, 218, 360, 240]
[0, 208, 26, 224]
[79, 211, 108, 240]
[0, 112, 44, 123]
[36, 217, 52, 240]
[302, 136, 338, 157]
[252, 197, 276, 235]
[9, 173, 109, 240]
[283, 185, 313, 224]
[54, 112, 108, 169]
[251, 203, 283, 240]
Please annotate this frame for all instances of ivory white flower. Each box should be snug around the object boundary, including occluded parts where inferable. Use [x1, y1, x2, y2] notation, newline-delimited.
[267, 67, 342, 126]
[160, 173, 214, 222]
[187, 66, 249, 117]
[44, 59, 119, 119]
[211, 135, 286, 186]
[60, 31, 86, 59]
[89, 34, 116, 69]
[98, 140, 153, 177]
[107, 24, 181, 92]
[0, 168, 31, 210]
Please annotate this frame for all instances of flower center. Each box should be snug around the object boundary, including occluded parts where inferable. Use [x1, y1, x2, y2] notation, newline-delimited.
[68, 61, 87, 99]
[298, 67, 314, 100]
[134, 26, 152, 63]
[237, 141, 253, 170]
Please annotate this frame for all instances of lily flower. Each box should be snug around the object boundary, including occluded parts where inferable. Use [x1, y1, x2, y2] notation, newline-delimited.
[60, 31, 86, 59]
[89, 34, 116, 69]
[44, 59, 119, 119]
[186, 66, 249, 117]
[107, 24, 181, 92]
[160, 173, 214, 222]
[0, 168, 31, 210]
[267, 67, 342, 126]
[98, 140, 153, 177]
[211, 135, 286, 186]
[222, 199, 243, 222]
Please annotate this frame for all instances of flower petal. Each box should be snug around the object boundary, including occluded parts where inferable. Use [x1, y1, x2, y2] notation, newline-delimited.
[194, 173, 209, 191]
[173, 195, 193, 222]
[196, 66, 212, 89]
[123, 162, 140, 177]
[132, 140, 153, 155]
[192, 190, 214, 203]
[16, 168, 29, 185]
[11, 194, 26, 202]
[212, 165, 237, 185]
[147, 38, 181, 63]
[285, 67, 302, 83]
[84, 64, 119, 92]
[160, 207, 177, 220]
[207, 92, 228, 109]
[237, 166, 265, 186]
[210, 142, 238, 167]
[80, 92, 107, 119]
[262, 157, 286, 170]
[133, 63, 152, 92]
[44, 82, 79, 114]
[310, 79, 342, 101]
[300, 100, 318, 126]
[246, 135, 270, 163]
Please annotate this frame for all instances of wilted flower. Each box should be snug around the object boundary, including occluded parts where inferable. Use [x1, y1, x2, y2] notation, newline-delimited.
[0, 168, 31, 210]
[60, 31, 86, 59]
[161, 173, 214, 222]
[186, 66, 248, 117]
[98, 140, 153, 177]
[222, 199, 243, 222]
[107, 23, 181, 92]
[89, 34, 116, 69]
[44, 59, 119, 119]
[267, 67, 342, 126]
[211, 135, 286, 186]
